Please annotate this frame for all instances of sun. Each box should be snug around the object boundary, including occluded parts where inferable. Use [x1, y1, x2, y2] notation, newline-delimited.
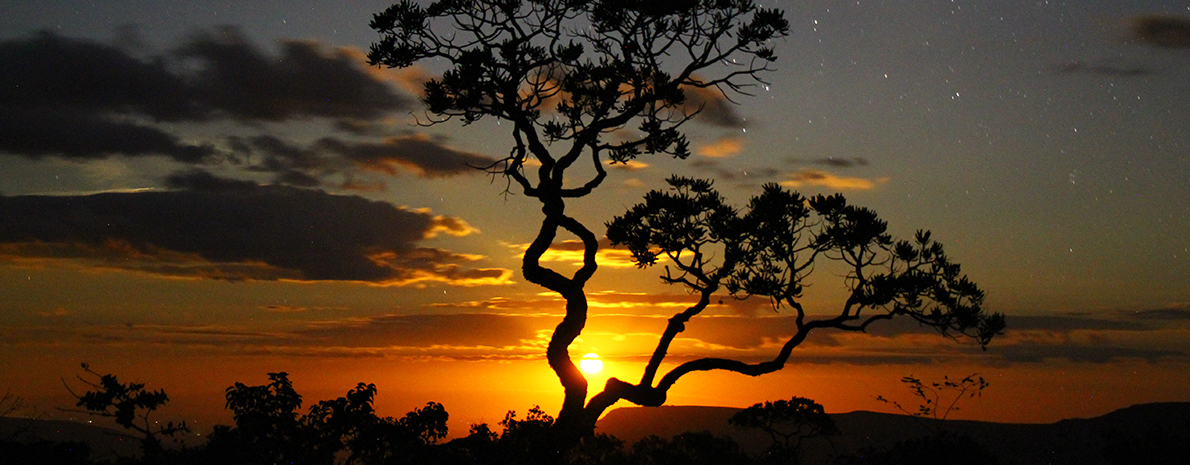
[579, 353, 603, 374]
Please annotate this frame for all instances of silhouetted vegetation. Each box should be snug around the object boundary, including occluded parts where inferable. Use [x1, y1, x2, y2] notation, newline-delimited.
[370, 0, 1004, 450]
[837, 431, 1000, 465]
[61, 363, 189, 463]
[730, 397, 837, 464]
[14, 369, 1190, 464]
[875, 373, 988, 435]
[1102, 421, 1190, 465]
[367, 0, 795, 441]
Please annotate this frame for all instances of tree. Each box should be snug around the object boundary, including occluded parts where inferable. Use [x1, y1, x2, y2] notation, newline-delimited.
[61, 363, 189, 462]
[369, 0, 790, 440]
[604, 178, 1003, 405]
[368, 0, 1004, 445]
[729, 397, 838, 464]
[210, 372, 449, 465]
[875, 373, 989, 435]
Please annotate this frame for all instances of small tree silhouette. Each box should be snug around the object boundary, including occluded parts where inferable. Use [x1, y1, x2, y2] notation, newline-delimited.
[875, 373, 989, 434]
[730, 397, 838, 464]
[211, 372, 448, 465]
[60, 363, 188, 462]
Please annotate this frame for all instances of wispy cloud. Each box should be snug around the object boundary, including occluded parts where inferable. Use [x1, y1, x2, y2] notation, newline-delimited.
[4, 310, 1185, 366]
[779, 169, 890, 190]
[696, 135, 744, 158]
[507, 239, 640, 268]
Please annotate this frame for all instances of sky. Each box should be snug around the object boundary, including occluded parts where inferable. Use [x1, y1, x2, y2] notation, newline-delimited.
[2, 0, 1189, 439]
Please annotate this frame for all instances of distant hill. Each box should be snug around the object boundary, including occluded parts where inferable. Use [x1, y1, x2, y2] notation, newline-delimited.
[1, 416, 142, 461]
[597, 402, 1190, 465]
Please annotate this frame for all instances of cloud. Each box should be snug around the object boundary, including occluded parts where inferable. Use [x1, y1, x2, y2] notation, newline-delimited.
[0, 174, 510, 286]
[795, 157, 870, 168]
[1128, 15, 1190, 49]
[176, 27, 411, 121]
[607, 160, 650, 171]
[680, 84, 746, 128]
[0, 108, 217, 162]
[507, 239, 640, 268]
[319, 134, 495, 178]
[696, 135, 744, 158]
[0, 28, 421, 169]
[8, 307, 1186, 366]
[689, 159, 779, 183]
[1052, 61, 1150, 77]
[779, 169, 889, 190]
[223, 132, 497, 186]
[1122, 306, 1190, 321]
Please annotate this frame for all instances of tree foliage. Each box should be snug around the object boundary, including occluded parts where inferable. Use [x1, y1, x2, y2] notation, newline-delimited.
[62, 363, 188, 461]
[208, 372, 448, 465]
[875, 373, 990, 435]
[601, 178, 1005, 408]
[729, 396, 837, 463]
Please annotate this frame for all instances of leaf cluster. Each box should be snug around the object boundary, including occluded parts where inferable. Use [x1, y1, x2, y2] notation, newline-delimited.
[63, 363, 188, 458]
[607, 178, 1006, 347]
[369, 0, 789, 190]
[729, 396, 838, 455]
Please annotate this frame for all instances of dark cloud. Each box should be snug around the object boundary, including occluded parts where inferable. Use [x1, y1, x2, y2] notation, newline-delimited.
[0, 108, 216, 162]
[689, 159, 779, 183]
[812, 157, 869, 168]
[1052, 61, 1150, 77]
[1129, 15, 1190, 49]
[0, 32, 201, 120]
[0, 28, 413, 165]
[783, 157, 871, 168]
[320, 135, 496, 178]
[176, 27, 411, 121]
[0, 174, 509, 285]
[1120, 307, 1190, 321]
[1001, 315, 1147, 332]
[993, 344, 1181, 364]
[681, 85, 746, 128]
[224, 134, 495, 183]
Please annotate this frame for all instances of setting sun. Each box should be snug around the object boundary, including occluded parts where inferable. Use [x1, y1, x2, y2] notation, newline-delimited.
[579, 353, 603, 374]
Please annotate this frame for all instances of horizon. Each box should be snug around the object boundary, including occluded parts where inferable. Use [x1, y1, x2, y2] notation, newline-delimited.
[2, 0, 1188, 439]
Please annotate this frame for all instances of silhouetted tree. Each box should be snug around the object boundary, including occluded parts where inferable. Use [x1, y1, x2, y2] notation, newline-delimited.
[368, 0, 1003, 448]
[730, 397, 837, 464]
[61, 363, 188, 463]
[602, 179, 1004, 411]
[368, 0, 788, 441]
[207, 372, 448, 465]
[875, 373, 989, 434]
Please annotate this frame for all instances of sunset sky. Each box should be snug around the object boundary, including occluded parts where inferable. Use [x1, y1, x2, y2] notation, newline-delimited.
[2, 0, 1189, 438]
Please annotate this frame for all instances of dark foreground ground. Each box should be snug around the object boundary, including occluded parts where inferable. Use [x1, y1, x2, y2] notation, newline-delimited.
[598, 402, 1190, 465]
[3, 402, 1188, 464]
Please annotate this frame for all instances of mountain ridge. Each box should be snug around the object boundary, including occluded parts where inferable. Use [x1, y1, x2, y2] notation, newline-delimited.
[596, 402, 1190, 465]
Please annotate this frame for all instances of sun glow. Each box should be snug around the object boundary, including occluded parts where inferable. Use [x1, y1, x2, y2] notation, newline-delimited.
[579, 353, 603, 374]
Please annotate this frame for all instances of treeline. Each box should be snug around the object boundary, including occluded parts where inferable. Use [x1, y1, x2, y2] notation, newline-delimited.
[7, 368, 1185, 464]
[2, 369, 994, 465]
